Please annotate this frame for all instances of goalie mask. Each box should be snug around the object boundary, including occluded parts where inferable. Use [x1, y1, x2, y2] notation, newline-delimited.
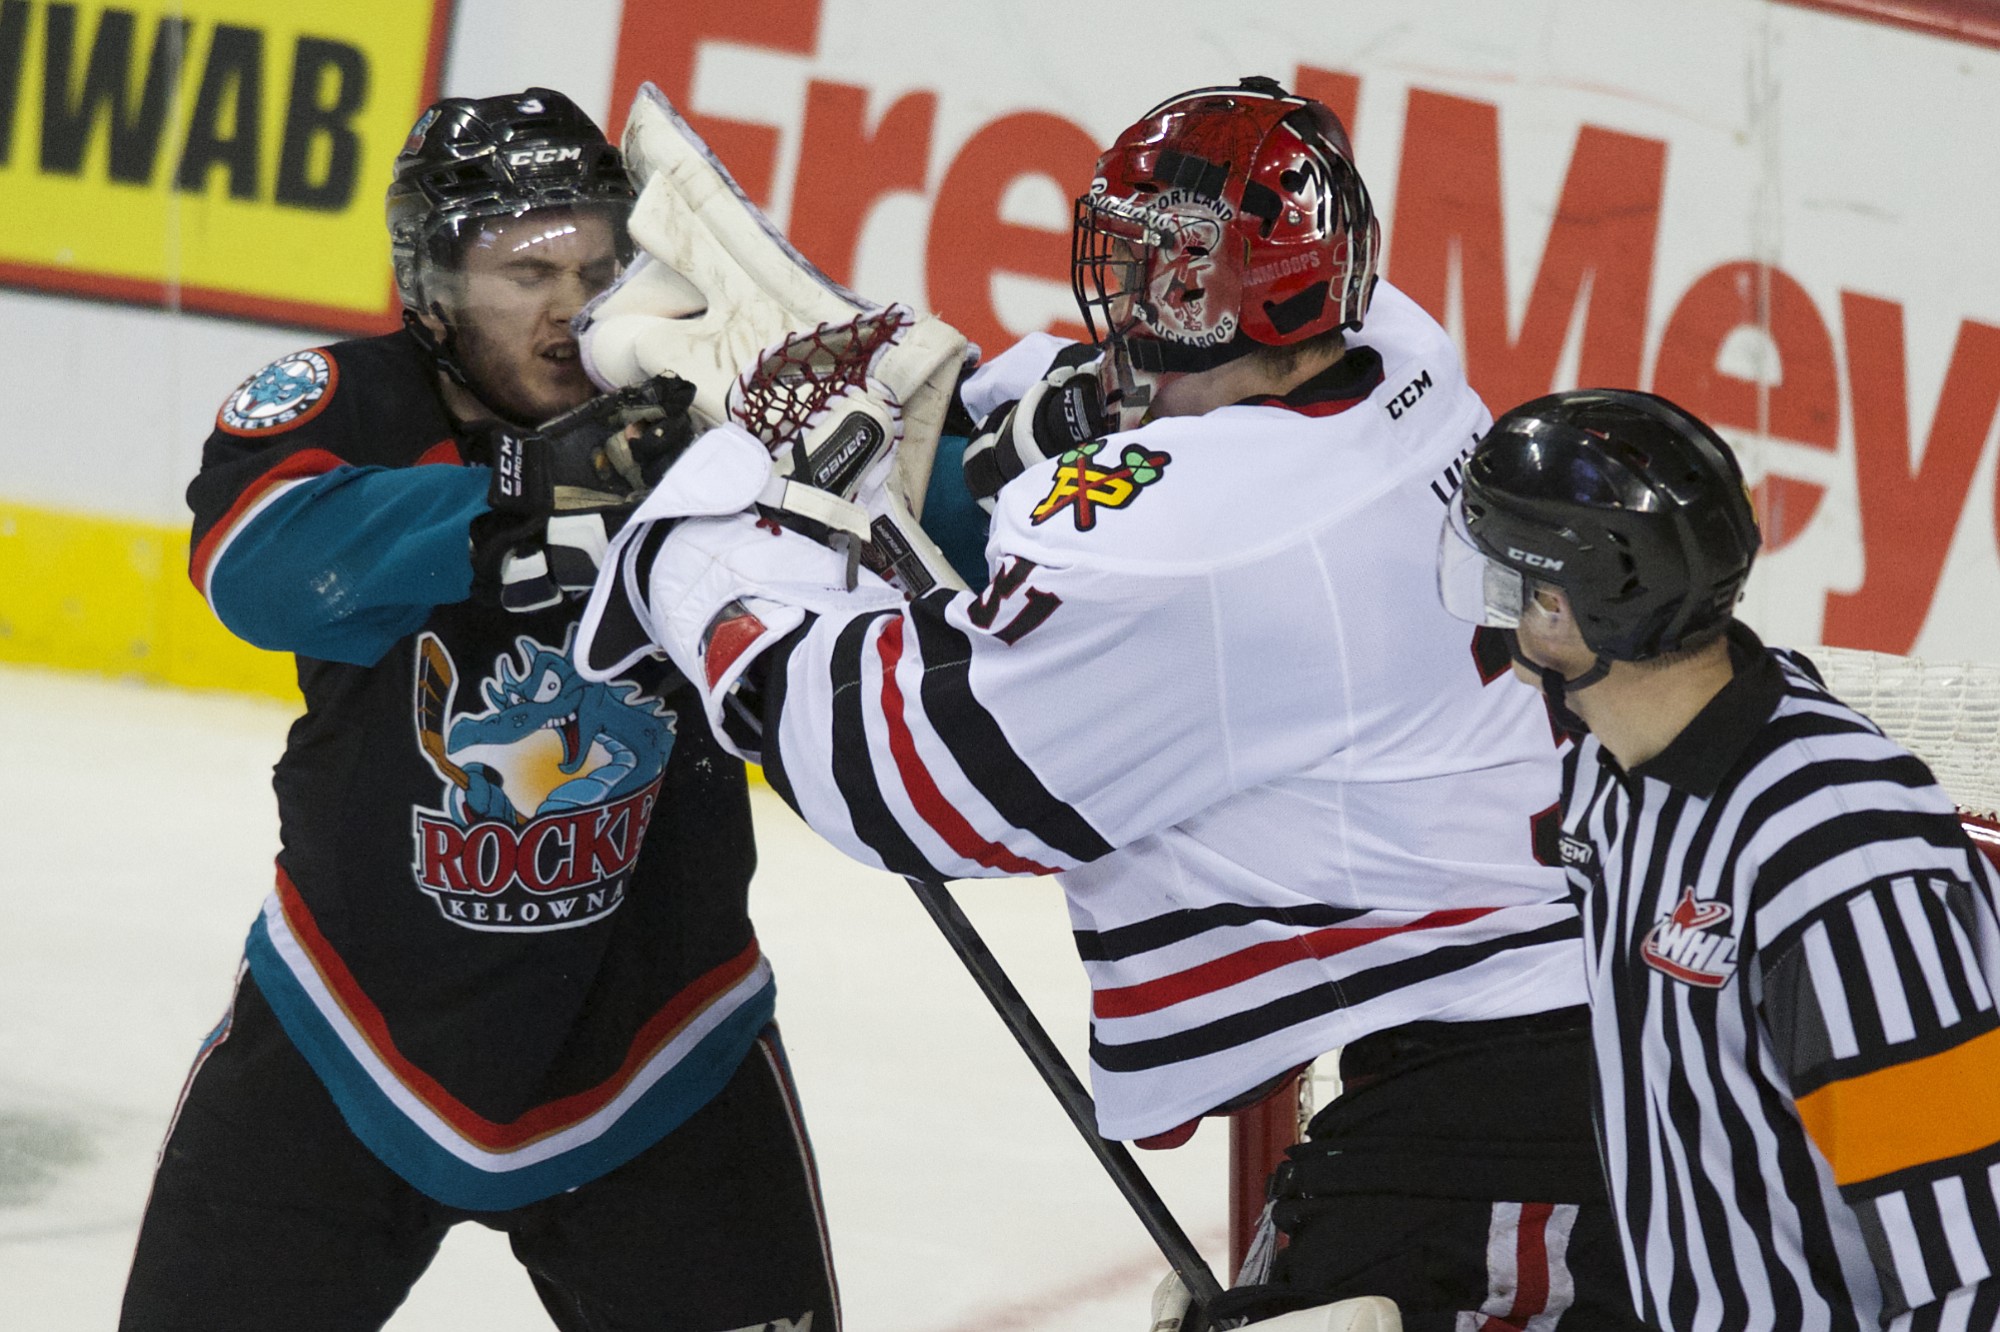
[387, 88, 636, 385]
[1072, 75, 1380, 413]
[1438, 389, 1762, 677]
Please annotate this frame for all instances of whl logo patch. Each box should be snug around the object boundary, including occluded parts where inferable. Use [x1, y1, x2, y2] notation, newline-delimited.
[1640, 887, 1740, 988]
[1030, 441, 1171, 532]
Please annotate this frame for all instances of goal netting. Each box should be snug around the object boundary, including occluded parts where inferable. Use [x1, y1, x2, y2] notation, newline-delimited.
[1803, 645, 2000, 823]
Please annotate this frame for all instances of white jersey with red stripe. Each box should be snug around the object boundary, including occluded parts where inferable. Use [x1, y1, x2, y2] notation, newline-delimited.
[594, 281, 1585, 1139]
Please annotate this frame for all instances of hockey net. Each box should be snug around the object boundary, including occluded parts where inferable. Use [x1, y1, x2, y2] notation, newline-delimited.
[1228, 644, 2000, 1274]
[1805, 645, 2000, 823]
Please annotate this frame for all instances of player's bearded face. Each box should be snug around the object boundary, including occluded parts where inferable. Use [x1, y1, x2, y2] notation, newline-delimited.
[441, 207, 622, 424]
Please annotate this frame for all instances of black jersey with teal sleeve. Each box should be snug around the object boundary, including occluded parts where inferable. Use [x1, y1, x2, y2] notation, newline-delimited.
[185, 331, 772, 1210]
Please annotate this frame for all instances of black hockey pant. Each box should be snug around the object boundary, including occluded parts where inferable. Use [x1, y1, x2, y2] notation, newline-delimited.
[119, 971, 840, 1332]
[1220, 1007, 1650, 1331]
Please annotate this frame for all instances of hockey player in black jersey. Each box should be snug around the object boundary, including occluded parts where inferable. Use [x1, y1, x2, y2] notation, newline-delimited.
[1442, 388, 2000, 1330]
[119, 89, 840, 1331]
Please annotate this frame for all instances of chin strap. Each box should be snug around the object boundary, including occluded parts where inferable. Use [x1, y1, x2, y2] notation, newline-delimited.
[404, 303, 471, 389]
[1506, 630, 1608, 737]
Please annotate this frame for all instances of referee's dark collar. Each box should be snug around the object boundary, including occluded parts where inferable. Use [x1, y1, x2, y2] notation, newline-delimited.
[1627, 622, 1785, 798]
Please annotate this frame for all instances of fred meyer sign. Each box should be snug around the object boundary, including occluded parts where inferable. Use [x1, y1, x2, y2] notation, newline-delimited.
[0, 0, 449, 331]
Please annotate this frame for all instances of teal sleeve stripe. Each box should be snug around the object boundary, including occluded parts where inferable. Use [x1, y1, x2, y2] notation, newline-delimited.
[207, 466, 490, 666]
[920, 433, 992, 592]
[244, 916, 777, 1211]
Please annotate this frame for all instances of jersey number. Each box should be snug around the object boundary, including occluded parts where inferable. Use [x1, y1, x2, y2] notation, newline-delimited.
[969, 558, 1061, 644]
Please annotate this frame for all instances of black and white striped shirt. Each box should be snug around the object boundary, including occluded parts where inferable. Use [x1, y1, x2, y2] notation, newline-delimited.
[1561, 624, 2000, 1331]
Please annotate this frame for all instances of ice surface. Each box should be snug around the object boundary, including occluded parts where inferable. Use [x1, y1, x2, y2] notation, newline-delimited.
[0, 665, 1226, 1329]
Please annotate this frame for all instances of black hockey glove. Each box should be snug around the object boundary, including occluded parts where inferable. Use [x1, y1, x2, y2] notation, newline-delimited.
[960, 343, 1109, 511]
[468, 373, 697, 613]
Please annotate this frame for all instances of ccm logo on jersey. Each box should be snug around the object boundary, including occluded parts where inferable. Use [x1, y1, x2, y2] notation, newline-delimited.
[1385, 369, 1432, 419]
[508, 146, 584, 167]
[1640, 887, 1741, 987]
[1558, 834, 1596, 870]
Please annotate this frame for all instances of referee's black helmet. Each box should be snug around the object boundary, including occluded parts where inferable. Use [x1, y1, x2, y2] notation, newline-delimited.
[1443, 389, 1762, 661]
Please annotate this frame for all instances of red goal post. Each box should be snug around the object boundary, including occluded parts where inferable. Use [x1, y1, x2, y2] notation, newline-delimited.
[1223, 644, 2000, 1277]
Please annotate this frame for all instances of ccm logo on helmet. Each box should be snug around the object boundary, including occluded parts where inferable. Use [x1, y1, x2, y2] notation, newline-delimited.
[1507, 547, 1566, 571]
[507, 146, 584, 167]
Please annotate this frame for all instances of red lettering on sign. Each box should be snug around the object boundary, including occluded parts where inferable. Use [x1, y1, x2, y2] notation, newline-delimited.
[792, 81, 936, 285]
[609, 0, 821, 207]
[927, 111, 1096, 356]
[1652, 262, 1839, 552]
[1390, 90, 1665, 416]
[1822, 296, 2000, 652]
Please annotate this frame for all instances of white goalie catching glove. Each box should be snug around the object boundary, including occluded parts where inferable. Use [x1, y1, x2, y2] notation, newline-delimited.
[575, 81, 971, 599]
[728, 303, 970, 598]
[573, 423, 905, 759]
[578, 82, 878, 429]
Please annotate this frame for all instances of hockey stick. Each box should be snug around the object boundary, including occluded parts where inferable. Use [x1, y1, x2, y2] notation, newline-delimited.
[415, 632, 469, 789]
[904, 876, 1225, 1323]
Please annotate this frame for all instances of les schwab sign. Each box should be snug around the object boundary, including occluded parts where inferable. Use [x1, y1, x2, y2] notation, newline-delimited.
[0, 0, 450, 331]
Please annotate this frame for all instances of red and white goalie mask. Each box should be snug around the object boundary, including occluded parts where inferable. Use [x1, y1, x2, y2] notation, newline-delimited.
[1072, 77, 1381, 410]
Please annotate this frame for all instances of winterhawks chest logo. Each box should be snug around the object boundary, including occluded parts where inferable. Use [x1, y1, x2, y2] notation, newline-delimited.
[1030, 441, 1171, 531]
[1640, 887, 1741, 988]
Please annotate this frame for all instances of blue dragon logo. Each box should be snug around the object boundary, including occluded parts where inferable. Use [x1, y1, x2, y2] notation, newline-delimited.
[411, 631, 677, 932]
[416, 630, 675, 826]
[244, 361, 316, 408]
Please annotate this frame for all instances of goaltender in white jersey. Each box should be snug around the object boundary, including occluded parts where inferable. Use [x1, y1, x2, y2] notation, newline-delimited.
[581, 79, 1647, 1327]
[838, 282, 1578, 1138]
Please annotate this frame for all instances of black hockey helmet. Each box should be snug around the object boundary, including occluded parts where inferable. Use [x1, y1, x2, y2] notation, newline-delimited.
[386, 87, 635, 311]
[1439, 388, 1761, 662]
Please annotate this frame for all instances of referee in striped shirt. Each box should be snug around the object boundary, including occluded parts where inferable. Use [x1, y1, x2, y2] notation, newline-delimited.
[1439, 387, 2000, 1331]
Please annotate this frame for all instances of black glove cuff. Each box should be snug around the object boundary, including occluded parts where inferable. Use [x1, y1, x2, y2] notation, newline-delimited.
[467, 508, 544, 607]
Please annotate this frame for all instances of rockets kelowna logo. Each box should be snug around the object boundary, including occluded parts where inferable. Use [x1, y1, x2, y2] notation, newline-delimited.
[410, 630, 676, 932]
[1640, 887, 1741, 988]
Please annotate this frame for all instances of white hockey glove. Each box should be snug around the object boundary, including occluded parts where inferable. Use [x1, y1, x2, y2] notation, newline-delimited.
[960, 342, 1111, 511]
[573, 422, 903, 758]
[729, 304, 969, 597]
[574, 83, 971, 598]
[576, 83, 881, 430]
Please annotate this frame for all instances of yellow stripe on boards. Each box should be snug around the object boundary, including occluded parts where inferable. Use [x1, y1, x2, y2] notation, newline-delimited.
[0, 499, 766, 785]
[0, 499, 298, 702]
